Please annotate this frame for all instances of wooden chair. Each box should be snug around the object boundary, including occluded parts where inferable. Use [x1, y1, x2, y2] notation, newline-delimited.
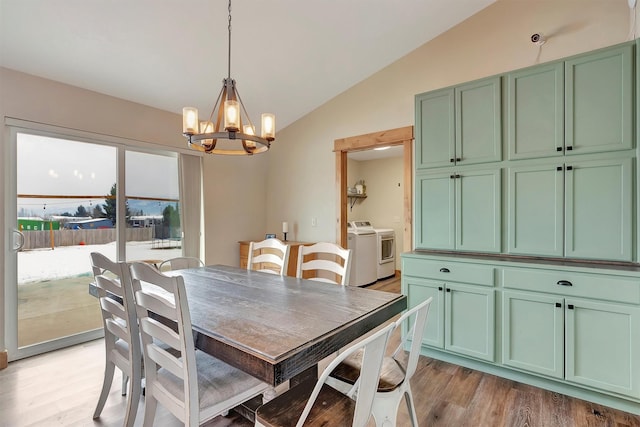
[255, 322, 395, 427]
[129, 262, 270, 426]
[158, 256, 204, 272]
[90, 252, 141, 427]
[296, 242, 352, 286]
[247, 238, 290, 276]
[327, 297, 434, 427]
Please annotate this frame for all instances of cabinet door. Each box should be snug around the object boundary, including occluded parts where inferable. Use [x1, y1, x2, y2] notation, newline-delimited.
[445, 283, 495, 362]
[508, 62, 564, 160]
[507, 163, 564, 257]
[415, 88, 455, 169]
[565, 297, 640, 398]
[455, 77, 502, 165]
[565, 44, 633, 154]
[502, 291, 564, 379]
[565, 157, 632, 261]
[456, 169, 501, 253]
[415, 171, 455, 250]
[405, 276, 445, 349]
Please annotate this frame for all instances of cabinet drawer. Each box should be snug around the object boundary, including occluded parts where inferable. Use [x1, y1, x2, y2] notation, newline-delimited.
[503, 268, 640, 304]
[404, 258, 494, 286]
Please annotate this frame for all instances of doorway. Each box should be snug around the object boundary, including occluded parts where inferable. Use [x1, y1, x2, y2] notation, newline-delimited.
[334, 126, 413, 251]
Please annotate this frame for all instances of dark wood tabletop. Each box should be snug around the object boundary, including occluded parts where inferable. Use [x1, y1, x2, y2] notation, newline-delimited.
[171, 265, 406, 386]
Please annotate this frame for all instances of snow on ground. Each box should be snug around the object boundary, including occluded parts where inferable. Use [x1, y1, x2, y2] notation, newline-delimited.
[17, 241, 181, 283]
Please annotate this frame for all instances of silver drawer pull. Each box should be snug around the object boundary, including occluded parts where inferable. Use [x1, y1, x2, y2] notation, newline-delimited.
[557, 280, 573, 287]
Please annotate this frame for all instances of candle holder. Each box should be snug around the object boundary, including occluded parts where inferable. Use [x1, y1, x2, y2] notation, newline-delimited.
[283, 232, 288, 242]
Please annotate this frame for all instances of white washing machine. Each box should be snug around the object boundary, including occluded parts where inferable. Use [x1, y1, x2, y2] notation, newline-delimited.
[374, 228, 396, 280]
[347, 221, 378, 287]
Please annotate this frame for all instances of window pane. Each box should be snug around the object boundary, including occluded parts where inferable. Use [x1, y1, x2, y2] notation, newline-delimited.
[16, 133, 115, 347]
[125, 151, 182, 263]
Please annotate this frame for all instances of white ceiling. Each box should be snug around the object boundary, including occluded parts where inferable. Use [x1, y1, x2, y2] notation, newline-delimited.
[0, 0, 495, 134]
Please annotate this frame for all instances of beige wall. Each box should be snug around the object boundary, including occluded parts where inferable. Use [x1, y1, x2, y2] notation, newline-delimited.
[0, 68, 268, 352]
[265, 0, 634, 249]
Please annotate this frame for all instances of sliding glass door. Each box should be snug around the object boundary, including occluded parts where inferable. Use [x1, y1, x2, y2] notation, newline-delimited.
[5, 128, 184, 361]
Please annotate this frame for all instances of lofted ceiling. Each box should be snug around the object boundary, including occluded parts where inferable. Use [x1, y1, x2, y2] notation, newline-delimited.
[0, 0, 495, 134]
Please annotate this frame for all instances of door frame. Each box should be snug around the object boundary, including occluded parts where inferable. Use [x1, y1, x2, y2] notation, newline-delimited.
[334, 126, 413, 251]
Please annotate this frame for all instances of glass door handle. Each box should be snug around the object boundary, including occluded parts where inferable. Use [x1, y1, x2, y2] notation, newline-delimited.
[12, 229, 25, 251]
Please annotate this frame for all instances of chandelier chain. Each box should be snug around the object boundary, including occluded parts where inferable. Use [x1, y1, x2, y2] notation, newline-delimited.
[227, 0, 232, 79]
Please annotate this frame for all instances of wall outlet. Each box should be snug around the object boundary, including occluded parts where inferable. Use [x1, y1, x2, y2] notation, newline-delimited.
[311, 217, 318, 227]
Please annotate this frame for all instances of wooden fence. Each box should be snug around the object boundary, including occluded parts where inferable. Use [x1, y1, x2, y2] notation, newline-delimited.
[21, 228, 153, 250]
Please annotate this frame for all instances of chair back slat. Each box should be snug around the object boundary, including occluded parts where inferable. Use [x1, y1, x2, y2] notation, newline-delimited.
[158, 256, 204, 272]
[135, 290, 179, 322]
[247, 238, 290, 276]
[296, 242, 352, 286]
[138, 314, 182, 354]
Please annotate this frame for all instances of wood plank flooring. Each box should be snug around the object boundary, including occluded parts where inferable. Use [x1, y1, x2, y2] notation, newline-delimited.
[2, 274, 640, 426]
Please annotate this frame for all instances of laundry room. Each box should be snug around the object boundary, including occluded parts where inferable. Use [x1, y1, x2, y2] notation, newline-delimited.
[346, 146, 404, 286]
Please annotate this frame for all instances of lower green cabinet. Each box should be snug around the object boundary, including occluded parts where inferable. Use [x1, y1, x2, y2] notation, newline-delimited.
[502, 290, 564, 379]
[565, 297, 640, 398]
[404, 252, 640, 412]
[504, 291, 640, 398]
[405, 276, 495, 362]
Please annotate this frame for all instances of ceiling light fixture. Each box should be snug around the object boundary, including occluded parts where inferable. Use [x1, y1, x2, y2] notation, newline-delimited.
[182, 0, 275, 155]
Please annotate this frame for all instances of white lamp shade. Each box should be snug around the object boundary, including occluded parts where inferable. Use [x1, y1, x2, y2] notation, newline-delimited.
[261, 113, 275, 140]
[224, 100, 240, 131]
[183, 107, 199, 134]
[243, 125, 256, 149]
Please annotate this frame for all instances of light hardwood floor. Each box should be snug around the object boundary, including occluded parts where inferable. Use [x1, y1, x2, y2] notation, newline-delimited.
[2, 275, 640, 426]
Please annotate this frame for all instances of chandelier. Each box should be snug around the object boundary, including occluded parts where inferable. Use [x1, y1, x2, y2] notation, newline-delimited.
[182, 0, 275, 155]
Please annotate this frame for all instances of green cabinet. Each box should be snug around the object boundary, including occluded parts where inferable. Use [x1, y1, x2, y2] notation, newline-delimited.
[565, 297, 640, 397]
[503, 290, 564, 379]
[507, 157, 633, 261]
[565, 44, 633, 155]
[507, 44, 633, 160]
[415, 76, 501, 170]
[415, 89, 455, 169]
[507, 62, 564, 160]
[404, 263, 495, 363]
[502, 266, 640, 399]
[416, 168, 501, 252]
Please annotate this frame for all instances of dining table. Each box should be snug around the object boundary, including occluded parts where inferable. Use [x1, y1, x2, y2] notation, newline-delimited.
[165, 264, 407, 387]
[89, 263, 406, 415]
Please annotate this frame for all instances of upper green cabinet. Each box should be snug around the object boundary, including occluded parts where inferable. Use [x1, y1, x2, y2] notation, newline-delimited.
[507, 44, 633, 160]
[565, 44, 633, 155]
[507, 156, 633, 262]
[507, 62, 564, 160]
[415, 168, 501, 253]
[415, 76, 501, 169]
[415, 89, 455, 169]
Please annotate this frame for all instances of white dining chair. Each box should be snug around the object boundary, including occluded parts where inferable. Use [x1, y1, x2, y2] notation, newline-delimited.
[327, 297, 433, 427]
[158, 256, 204, 272]
[296, 242, 352, 286]
[129, 262, 270, 426]
[90, 252, 141, 427]
[255, 322, 395, 427]
[247, 238, 290, 276]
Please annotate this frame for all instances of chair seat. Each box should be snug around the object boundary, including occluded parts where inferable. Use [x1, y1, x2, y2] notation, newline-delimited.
[157, 350, 268, 423]
[330, 349, 406, 393]
[255, 379, 356, 427]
